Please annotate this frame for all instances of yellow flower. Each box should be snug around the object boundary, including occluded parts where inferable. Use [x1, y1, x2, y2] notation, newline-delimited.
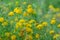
[23, 12, 28, 16]
[25, 23, 31, 27]
[36, 33, 40, 39]
[36, 24, 43, 30]
[14, 7, 22, 14]
[11, 35, 16, 40]
[42, 22, 48, 26]
[27, 8, 34, 13]
[26, 27, 33, 33]
[55, 8, 60, 12]
[16, 22, 22, 29]
[5, 32, 10, 37]
[50, 19, 56, 24]
[57, 24, 60, 28]
[2, 21, 8, 26]
[49, 5, 54, 9]
[27, 5, 32, 8]
[29, 35, 33, 40]
[49, 30, 54, 35]
[22, 2, 26, 4]
[8, 12, 14, 16]
[53, 34, 60, 39]
[25, 35, 33, 40]
[29, 19, 36, 24]
[49, 5, 55, 11]
[18, 30, 24, 37]
[0, 17, 4, 22]
[19, 19, 25, 23]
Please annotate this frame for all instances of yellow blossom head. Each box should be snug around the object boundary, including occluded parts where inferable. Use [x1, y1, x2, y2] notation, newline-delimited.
[0, 17, 4, 22]
[42, 22, 48, 26]
[36, 24, 43, 30]
[49, 30, 54, 35]
[26, 27, 33, 33]
[36, 33, 40, 39]
[8, 12, 14, 16]
[14, 7, 22, 14]
[11, 35, 16, 40]
[57, 24, 60, 28]
[2, 21, 8, 26]
[50, 19, 56, 24]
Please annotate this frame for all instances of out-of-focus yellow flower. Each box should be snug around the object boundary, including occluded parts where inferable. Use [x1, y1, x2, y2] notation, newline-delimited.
[25, 23, 31, 27]
[18, 29, 24, 37]
[14, 7, 22, 14]
[42, 22, 48, 26]
[16, 22, 22, 29]
[49, 30, 54, 35]
[36, 24, 43, 30]
[22, 2, 26, 4]
[29, 19, 36, 24]
[5, 32, 10, 37]
[50, 19, 56, 24]
[49, 5, 55, 10]
[19, 19, 25, 23]
[8, 12, 14, 16]
[27, 5, 32, 8]
[49, 5, 55, 11]
[25, 35, 33, 40]
[55, 8, 60, 12]
[0, 17, 4, 22]
[53, 34, 60, 39]
[23, 12, 28, 16]
[27, 7, 34, 13]
[26, 27, 33, 33]
[57, 24, 60, 28]
[11, 35, 16, 40]
[29, 35, 33, 40]
[49, 5, 54, 9]
[2, 21, 8, 26]
[35, 33, 40, 39]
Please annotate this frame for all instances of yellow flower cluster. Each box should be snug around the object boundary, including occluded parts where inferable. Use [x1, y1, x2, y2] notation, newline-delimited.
[26, 27, 33, 33]
[0, 1, 60, 40]
[53, 34, 60, 39]
[27, 5, 34, 14]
